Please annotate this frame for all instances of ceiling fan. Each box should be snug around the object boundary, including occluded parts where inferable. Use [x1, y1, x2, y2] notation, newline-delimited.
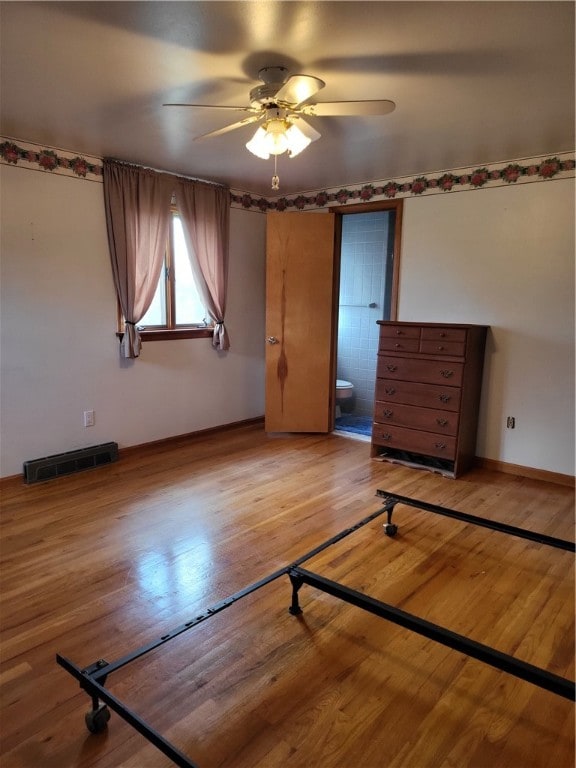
[163, 66, 395, 188]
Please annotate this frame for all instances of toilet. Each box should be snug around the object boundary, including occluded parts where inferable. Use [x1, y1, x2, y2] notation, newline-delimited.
[335, 379, 355, 416]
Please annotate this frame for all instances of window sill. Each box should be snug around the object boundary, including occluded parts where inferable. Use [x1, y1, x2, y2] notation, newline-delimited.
[116, 328, 213, 341]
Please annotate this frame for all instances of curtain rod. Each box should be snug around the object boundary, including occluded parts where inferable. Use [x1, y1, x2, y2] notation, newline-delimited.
[103, 157, 228, 190]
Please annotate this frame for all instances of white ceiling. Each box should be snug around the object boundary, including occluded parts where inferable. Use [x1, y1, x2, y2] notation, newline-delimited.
[1, 1, 574, 196]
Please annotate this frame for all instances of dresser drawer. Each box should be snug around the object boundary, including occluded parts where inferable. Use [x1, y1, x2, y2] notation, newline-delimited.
[372, 423, 457, 459]
[379, 337, 420, 353]
[421, 327, 467, 343]
[379, 324, 421, 340]
[374, 402, 459, 436]
[376, 379, 460, 411]
[377, 356, 464, 387]
[419, 339, 466, 356]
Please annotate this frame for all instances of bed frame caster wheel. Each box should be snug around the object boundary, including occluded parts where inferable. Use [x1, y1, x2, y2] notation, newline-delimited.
[383, 523, 398, 537]
[85, 703, 110, 733]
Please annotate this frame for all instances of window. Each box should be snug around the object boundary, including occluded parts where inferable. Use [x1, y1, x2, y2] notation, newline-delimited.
[120, 210, 212, 341]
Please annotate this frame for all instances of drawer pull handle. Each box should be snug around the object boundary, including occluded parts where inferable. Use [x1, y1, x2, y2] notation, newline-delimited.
[440, 369, 453, 378]
[383, 409, 393, 418]
[434, 442, 447, 450]
[386, 364, 398, 372]
[437, 345, 445, 350]
[436, 418, 448, 426]
[382, 433, 392, 441]
[440, 332, 446, 338]
[385, 387, 396, 395]
[439, 394, 451, 403]
[394, 343, 401, 348]
[395, 330, 403, 335]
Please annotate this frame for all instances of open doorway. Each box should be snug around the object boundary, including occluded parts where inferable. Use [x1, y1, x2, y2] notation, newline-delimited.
[333, 201, 402, 440]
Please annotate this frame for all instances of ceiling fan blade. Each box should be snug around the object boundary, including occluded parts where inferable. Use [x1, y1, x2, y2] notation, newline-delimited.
[274, 74, 325, 107]
[193, 113, 263, 140]
[293, 116, 321, 142]
[163, 103, 255, 111]
[303, 100, 396, 117]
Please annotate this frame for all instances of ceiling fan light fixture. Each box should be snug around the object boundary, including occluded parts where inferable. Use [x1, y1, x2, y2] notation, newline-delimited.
[285, 124, 311, 158]
[246, 116, 318, 160]
[286, 118, 322, 158]
[263, 119, 290, 156]
[245, 126, 271, 159]
[246, 120, 289, 158]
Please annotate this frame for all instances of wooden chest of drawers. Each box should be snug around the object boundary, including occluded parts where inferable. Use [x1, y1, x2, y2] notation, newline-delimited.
[371, 322, 488, 477]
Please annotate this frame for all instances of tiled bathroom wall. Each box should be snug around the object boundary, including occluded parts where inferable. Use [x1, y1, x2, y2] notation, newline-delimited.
[337, 211, 390, 416]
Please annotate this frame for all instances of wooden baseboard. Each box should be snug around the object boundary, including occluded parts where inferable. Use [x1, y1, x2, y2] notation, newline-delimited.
[2, 425, 573, 490]
[474, 456, 575, 487]
[0, 418, 265, 488]
[0, 473, 25, 490]
[118, 416, 265, 459]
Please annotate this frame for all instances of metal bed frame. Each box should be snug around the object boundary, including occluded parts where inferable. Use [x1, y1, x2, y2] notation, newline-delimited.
[56, 490, 575, 768]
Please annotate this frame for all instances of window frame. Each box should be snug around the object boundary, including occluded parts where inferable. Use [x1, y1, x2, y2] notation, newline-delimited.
[117, 207, 213, 342]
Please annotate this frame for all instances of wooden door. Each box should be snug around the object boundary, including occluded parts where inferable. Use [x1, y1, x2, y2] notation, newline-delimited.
[265, 211, 337, 432]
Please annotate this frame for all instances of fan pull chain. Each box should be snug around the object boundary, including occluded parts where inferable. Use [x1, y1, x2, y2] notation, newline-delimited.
[271, 154, 280, 190]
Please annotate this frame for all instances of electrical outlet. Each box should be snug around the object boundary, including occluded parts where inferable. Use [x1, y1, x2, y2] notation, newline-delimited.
[506, 416, 515, 429]
[83, 410, 95, 427]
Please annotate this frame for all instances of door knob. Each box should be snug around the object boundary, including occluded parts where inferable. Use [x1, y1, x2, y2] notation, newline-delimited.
[266, 336, 279, 344]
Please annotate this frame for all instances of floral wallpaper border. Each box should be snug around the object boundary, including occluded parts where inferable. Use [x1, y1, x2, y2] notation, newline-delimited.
[0, 139, 102, 180]
[232, 152, 575, 211]
[1, 137, 574, 211]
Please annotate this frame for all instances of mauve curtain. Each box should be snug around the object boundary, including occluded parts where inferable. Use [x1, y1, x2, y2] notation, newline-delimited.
[175, 179, 231, 351]
[103, 159, 173, 358]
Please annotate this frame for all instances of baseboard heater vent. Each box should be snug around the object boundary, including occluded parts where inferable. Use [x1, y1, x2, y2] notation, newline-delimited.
[23, 442, 119, 484]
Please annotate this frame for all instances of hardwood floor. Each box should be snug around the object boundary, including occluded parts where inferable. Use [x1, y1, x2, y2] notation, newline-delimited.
[1, 425, 574, 768]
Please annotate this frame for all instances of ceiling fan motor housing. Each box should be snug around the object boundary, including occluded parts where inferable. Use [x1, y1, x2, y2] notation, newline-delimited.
[249, 85, 284, 108]
[250, 66, 290, 108]
[258, 66, 289, 84]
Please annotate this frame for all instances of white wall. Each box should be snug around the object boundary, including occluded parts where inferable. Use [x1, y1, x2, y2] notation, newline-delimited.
[0, 164, 266, 477]
[1, 158, 574, 479]
[399, 179, 575, 475]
